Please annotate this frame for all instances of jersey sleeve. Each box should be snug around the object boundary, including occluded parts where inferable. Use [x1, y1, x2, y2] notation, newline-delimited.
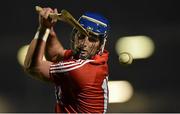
[63, 50, 73, 60]
[49, 50, 72, 83]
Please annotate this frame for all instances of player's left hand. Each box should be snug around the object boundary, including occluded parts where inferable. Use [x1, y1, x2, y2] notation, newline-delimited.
[38, 7, 58, 29]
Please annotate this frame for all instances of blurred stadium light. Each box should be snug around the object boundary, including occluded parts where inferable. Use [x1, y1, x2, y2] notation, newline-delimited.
[108, 80, 133, 103]
[17, 44, 46, 66]
[115, 35, 155, 59]
[0, 96, 12, 112]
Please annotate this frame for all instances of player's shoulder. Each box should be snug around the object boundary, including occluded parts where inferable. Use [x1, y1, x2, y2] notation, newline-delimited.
[63, 49, 73, 60]
[90, 50, 109, 65]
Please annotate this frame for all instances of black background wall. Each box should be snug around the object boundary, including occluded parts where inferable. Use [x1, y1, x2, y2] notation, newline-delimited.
[0, 0, 180, 112]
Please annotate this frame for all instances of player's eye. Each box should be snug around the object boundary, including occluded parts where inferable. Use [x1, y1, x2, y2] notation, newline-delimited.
[88, 36, 99, 42]
[76, 32, 86, 40]
[88, 33, 99, 42]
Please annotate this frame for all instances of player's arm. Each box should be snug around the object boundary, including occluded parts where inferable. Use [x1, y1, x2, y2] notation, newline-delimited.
[24, 36, 53, 82]
[24, 8, 58, 82]
[42, 8, 66, 62]
[45, 27, 66, 62]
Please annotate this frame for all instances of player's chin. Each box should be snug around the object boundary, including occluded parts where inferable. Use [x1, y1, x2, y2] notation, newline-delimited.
[79, 53, 89, 59]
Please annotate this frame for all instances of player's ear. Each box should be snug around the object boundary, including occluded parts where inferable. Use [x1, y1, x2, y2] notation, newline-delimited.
[97, 44, 102, 53]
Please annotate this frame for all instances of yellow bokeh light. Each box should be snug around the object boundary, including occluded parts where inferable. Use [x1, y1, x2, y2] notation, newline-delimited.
[17, 44, 46, 66]
[108, 80, 133, 103]
[0, 96, 12, 112]
[17, 45, 29, 66]
[115, 35, 155, 59]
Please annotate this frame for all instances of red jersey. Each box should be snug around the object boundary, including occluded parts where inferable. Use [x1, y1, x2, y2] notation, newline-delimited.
[49, 50, 109, 113]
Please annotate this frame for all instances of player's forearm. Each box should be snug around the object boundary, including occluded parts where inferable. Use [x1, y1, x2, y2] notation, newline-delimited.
[45, 28, 65, 62]
[24, 27, 47, 70]
[24, 27, 54, 82]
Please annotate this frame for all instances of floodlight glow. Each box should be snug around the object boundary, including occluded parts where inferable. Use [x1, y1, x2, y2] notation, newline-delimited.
[115, 35, 155, 59]
[17, 45, 46, 66]
[0, 96, 12, 112]
[17, 45, 29, 66]
[108, 80, 133, 103]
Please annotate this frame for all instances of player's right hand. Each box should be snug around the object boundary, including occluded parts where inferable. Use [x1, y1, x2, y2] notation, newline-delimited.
[38, 7, 58, 29]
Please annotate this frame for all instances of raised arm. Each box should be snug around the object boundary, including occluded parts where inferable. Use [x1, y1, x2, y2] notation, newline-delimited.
[24, 7, 64, 82]
[45, 27, 66, 62]
[40, 7, 66, 62]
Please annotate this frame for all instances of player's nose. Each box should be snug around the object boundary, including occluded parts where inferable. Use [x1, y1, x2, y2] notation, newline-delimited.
[84, 36, 90, 44]
[79, 36, 89, 48]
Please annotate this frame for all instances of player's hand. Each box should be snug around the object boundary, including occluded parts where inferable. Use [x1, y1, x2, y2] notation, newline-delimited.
[38, 7, 58, 29]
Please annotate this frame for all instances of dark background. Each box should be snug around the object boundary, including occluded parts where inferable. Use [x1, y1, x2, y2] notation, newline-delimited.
[0, 0, 180, 112]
